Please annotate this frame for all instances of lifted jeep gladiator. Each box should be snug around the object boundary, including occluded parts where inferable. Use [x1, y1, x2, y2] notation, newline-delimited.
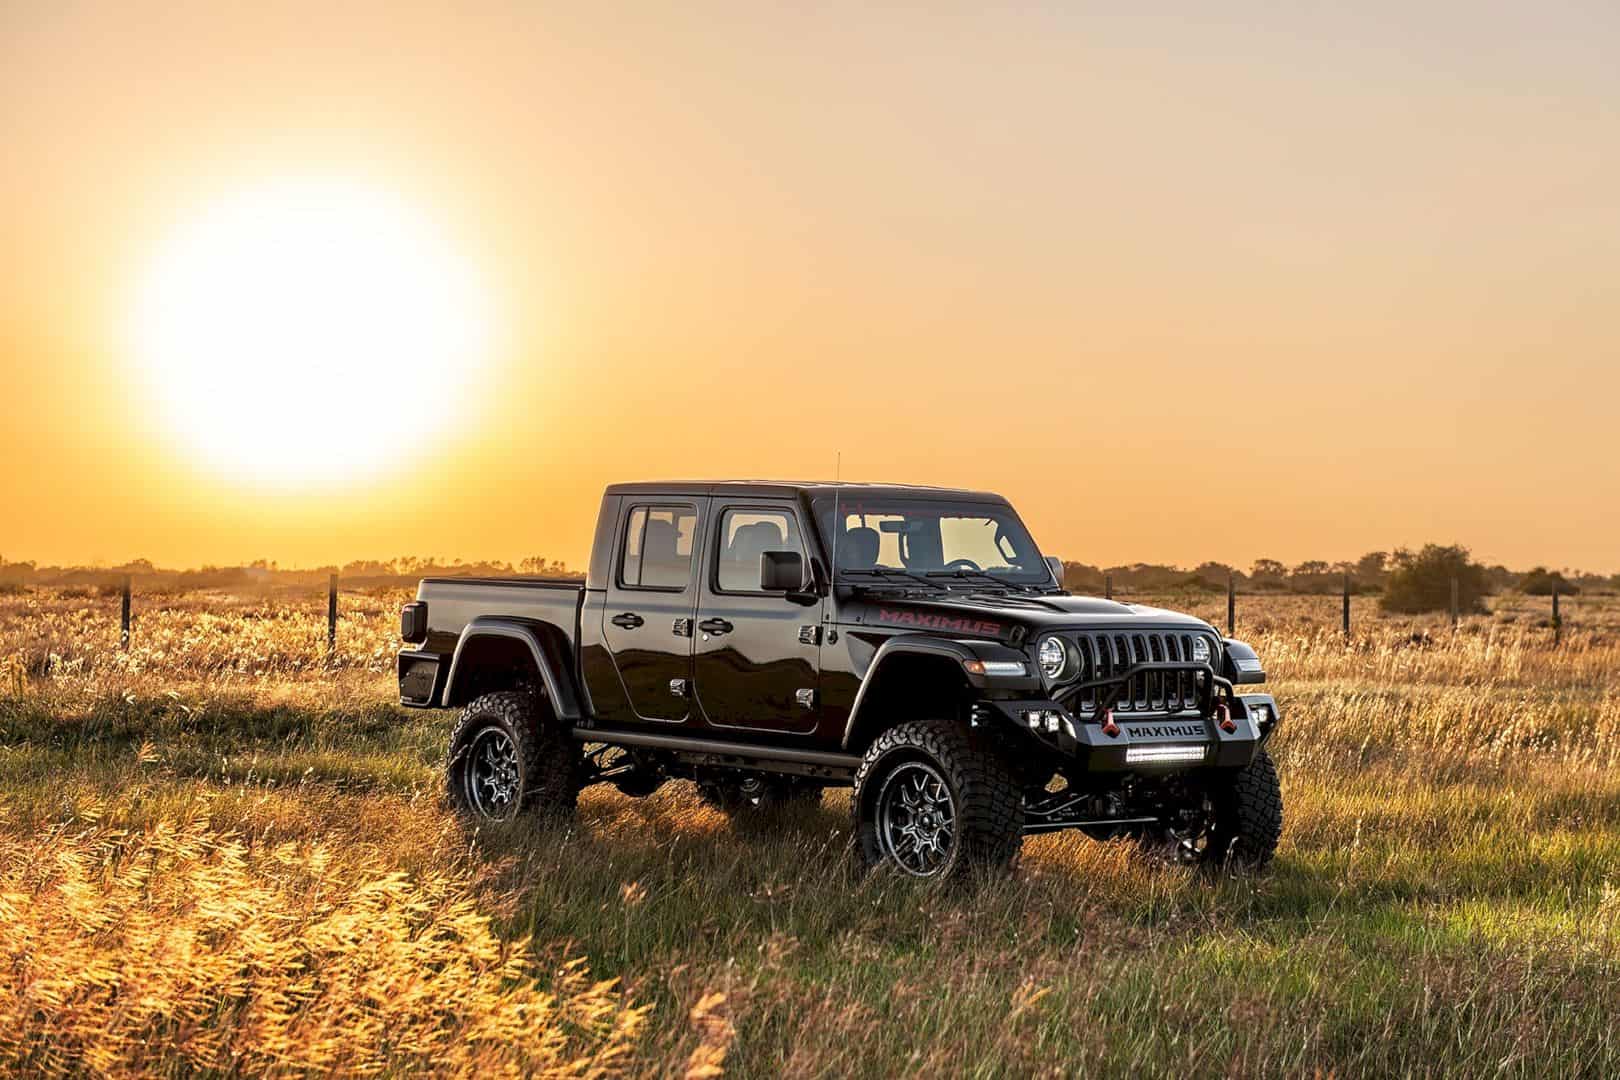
[398, 481, 1282, 877]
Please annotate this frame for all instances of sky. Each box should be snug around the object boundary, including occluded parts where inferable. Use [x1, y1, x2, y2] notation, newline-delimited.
[3, 1, 1618, 573]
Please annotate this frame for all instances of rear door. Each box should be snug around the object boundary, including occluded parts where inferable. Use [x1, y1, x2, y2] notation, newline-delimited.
[602, 499, 706, 723]
[692, 501, 821, 734]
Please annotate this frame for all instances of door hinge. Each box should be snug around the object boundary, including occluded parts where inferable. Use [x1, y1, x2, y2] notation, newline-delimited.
[672, 618, 692, 637]
[798, 624, 822, 646]
[795, 688, 817, 710]
[669, 678, 689, 698]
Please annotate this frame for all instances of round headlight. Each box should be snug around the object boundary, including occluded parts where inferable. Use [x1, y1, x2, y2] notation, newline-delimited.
[1037, 636, 1068, 680]
[1191, 636, 1212, 664]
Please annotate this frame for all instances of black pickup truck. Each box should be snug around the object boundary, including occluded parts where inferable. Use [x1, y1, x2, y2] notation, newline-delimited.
[399, 481, 1282, 878]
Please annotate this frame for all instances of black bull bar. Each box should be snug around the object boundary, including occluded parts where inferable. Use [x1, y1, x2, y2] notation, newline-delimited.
[1048, 660, 1234, 720]
[985, 660, 1273, 778]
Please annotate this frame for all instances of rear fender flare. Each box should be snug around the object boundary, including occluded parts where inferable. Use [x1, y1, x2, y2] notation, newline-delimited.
[442, 616, 582, 719]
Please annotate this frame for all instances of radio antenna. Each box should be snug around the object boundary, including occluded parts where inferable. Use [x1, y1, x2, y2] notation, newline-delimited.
[828, 452, 841, 607]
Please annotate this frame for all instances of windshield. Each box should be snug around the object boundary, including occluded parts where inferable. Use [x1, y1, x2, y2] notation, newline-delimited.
[813, 496, 1050, 586]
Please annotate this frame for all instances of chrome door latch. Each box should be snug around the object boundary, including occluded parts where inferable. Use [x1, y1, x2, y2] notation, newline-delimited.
[672, 618, 692, 637]
[798, 624, 822, 646]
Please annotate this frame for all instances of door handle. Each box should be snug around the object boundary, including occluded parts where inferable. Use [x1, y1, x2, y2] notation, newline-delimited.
[699, 617, 734, 636]
[611, 612, 645, 629]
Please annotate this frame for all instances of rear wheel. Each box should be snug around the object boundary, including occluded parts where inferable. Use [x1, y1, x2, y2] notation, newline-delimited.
[446, 691, 578, 821]
[853, 719, 1023, 880]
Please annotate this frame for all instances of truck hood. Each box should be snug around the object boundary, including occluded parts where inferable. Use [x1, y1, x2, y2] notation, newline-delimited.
[843, 591, 1217, 640]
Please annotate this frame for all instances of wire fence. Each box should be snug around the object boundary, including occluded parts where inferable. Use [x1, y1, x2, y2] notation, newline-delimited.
[79, 570, 1580, 655]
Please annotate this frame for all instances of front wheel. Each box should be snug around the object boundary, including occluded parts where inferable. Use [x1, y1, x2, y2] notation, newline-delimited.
[1207, 749, 1283, 869]
[852, 719, 1023, 880]
[1138, 750, 1283, 870]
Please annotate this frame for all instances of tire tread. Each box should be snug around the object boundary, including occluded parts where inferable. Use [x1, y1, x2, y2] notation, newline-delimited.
[853, 718, 1024, 876]
[446, 690, 578, 818]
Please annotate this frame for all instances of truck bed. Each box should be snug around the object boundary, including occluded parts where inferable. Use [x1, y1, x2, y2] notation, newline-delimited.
[415, 576, 586, 657]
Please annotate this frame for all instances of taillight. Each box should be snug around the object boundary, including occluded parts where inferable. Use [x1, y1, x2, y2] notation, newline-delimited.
[401, 601, 428, 644]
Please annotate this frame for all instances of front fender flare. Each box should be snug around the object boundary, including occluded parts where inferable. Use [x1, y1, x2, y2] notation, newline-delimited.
[441, 616, 582, 719]
[839, 635, 1037, 750]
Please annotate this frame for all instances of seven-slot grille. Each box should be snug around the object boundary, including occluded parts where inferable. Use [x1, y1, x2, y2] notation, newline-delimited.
[1065, 631, 1212, 716]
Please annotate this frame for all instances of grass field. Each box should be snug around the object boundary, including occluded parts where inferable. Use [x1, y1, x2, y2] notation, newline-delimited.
[3, 584, 1619, 1076]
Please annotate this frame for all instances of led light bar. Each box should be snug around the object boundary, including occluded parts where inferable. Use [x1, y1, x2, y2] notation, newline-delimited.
[1124, 744, 1208, 765]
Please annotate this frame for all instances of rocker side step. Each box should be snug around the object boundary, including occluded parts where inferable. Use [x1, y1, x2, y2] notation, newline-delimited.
[570, 726, 862, 782]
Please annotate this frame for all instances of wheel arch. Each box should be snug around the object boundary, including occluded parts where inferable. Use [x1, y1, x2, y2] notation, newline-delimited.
[840, 637, 982, 754]
[441, 617, 582, 719]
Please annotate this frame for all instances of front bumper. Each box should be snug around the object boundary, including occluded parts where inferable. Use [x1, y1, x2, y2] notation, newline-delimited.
[978, 693, 1280, 772]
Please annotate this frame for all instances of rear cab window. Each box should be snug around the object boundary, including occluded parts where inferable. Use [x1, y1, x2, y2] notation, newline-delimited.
[620, 505, 700, 590]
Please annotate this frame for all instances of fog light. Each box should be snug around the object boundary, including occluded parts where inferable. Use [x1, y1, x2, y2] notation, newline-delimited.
[1250, 704, 1270, 726]
[1124, 745, 1207, 765]
[1023, 709, 1067, 734]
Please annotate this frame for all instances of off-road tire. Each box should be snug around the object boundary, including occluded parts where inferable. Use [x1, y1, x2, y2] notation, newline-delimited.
[446, 690, 578, 820]
[696, 775, 823, 813]
[853, 718, 1024, 880]
[1205, 749, 1283, 870]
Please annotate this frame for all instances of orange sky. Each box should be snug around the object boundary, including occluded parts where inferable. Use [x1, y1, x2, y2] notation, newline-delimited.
[3, 3, 1619, 573]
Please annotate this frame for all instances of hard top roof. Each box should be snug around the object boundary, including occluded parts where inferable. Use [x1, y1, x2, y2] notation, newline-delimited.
[602, 480, 1009, 503]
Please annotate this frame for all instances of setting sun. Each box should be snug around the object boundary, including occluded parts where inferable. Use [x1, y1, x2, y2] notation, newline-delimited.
[127, 179, 493, 487]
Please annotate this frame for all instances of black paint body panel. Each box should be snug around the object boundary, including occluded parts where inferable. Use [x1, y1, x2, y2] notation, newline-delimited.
[398, 481, 1259, 773]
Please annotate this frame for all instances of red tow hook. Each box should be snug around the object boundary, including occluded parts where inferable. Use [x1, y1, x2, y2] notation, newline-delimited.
[1100, 708, 1120, 738]
[1216, 701, 1237, 734]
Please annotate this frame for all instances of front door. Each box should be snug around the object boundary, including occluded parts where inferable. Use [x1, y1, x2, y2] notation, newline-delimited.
[602, 499, 705, 723]
[693, 502, 820, 734]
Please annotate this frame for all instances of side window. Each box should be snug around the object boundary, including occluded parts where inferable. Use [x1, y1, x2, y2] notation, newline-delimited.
[620, 505, 698, 589]
[716, 507, 805, 592]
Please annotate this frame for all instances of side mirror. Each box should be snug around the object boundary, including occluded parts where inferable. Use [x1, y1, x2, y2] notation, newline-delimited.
[760, 550, 806, 592]
[1044, 556, 1065, 588]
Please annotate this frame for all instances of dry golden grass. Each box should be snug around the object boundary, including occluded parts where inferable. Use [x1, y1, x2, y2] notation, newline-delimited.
[3, 584, 1619, 1076]
[0, 802, 646, 1077]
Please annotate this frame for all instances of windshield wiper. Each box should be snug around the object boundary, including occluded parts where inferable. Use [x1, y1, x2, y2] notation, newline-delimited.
[839, 568, 948, 591]
[924, 568, 1040, 594]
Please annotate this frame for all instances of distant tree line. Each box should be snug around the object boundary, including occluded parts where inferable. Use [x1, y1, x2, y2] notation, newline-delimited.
[1060, 546, 1612, 613]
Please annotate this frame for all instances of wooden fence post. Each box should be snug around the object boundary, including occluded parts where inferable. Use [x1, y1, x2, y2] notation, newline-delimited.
[1342, 573, 1351, 640]
[1553, 586, 1561, 647]
[327, 573, 338, 655]
[120, 574, 131, 649]
[1104, 573, 1112, 600]
[1450, 577, 1459, 628]
[1226, 573, 1235, 636]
